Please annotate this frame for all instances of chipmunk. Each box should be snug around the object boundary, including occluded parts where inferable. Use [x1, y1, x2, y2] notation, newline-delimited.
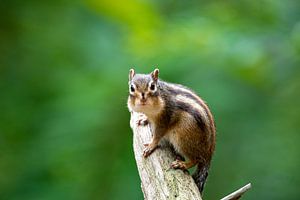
[127, 68, 216, 194]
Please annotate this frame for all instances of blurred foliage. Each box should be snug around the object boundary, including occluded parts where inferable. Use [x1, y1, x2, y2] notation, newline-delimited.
[0, 0, 300, 199]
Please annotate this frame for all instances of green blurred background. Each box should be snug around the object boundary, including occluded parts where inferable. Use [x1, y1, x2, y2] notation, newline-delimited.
[1, 0, 300, 199]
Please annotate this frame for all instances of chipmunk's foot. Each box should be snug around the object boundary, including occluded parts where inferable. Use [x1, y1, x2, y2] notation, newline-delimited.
[142, 143, 157, 157]
[171, 160, 187, 170]
[136, 114, 148, 126]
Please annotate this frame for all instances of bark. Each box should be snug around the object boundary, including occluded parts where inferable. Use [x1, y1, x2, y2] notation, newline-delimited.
[130, 112, 202, 200]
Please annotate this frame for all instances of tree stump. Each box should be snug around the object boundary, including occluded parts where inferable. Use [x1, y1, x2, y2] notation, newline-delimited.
[130, 112, 202, 200]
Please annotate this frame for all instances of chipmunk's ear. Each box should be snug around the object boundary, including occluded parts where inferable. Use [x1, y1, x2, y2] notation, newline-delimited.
[129, 69, 135, 81]
[151, 68, 159, 81]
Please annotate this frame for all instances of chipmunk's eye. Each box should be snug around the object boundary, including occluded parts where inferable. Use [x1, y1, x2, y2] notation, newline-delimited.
[150, 84, 155, 91]
[130, 85, 135, 92]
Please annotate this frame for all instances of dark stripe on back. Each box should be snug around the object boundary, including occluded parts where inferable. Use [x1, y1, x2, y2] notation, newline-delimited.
[167, 86, 203, 107]
[176, 101, 206, 132]
[165, 84, 215, 133]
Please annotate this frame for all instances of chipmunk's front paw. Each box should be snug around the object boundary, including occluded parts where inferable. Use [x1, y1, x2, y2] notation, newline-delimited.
[137, 118, 148, 126]
[135, 114, 148, 126]
[142, 143, 155, 157]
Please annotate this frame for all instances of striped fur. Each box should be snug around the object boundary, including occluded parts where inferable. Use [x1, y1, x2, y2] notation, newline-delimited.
[158, 81, 215, 136]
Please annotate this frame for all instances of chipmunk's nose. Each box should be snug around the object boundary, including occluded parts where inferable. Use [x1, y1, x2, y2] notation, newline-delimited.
[141, 92, 147, 102]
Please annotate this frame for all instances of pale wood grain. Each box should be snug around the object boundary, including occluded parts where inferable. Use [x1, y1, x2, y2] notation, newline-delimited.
[130, 112, 202, 200]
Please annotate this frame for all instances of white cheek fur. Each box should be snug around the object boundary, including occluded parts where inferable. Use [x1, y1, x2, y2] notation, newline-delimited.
[129, 90, 135, 95]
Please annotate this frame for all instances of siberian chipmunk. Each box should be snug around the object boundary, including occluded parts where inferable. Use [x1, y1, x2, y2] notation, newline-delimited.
[127, 69, 216, 193]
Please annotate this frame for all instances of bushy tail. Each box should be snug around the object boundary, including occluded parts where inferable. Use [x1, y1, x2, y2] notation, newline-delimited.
[192, 164, 210, 194]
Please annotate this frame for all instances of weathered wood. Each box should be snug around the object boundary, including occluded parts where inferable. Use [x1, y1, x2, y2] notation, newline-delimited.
[130, 112, 202, 200]
[220, 183, 251, 200]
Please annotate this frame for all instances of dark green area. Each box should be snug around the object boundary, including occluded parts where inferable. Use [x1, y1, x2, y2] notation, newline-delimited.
[1, 0, 299, 199]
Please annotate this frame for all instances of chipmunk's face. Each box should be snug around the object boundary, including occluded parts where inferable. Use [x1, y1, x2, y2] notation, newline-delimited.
[128, 69, 163, 115]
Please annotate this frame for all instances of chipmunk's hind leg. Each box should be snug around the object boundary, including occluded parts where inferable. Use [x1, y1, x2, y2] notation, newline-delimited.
[170, 159, 197, 170]
[168, 144, 186, 161]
